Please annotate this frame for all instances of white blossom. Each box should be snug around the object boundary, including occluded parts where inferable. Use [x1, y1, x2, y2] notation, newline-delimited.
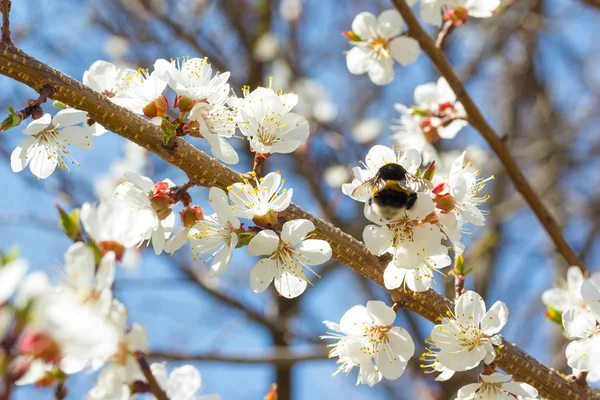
[154, 57, 230, 101]
[395, 77, 467, 139]
[83, 60, 135, 136]
[456, 373, 538, 400]
[62, 242, 115, 316]
[105, 300, 149, 382]
[235, 86, 309, 154]
[228, 171, 293, 221]
[150, 363, 221, 400]
[321, 301, 415, 386]
[188, 188, 240, 277]
[80, 199, 157, 257]
[88, 365, 132, 400]
[188, 90, 238, 165]
[346, 10, 420, 85]
[248, 219, 332, 298]
[563, 280, 600, 381]
[543, 266, 600, 313]
[433, 151, 491, 226]
[114, 171, 175, 254]
[429, 291, 508, 372]
[26, 289, 120, 373]
[11, 110, 93, 179]
[454, 0, 502, 18]
[112, 69, 168, 115]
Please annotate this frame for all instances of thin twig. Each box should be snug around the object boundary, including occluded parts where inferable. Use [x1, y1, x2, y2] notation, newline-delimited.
[1, 0, 10, 43]
[147, 347, 328, 366]
[135, 352, 169, 400]
[391, 0, 586, 271]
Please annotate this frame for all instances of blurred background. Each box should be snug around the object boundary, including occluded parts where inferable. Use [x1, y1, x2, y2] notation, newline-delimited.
[1, 0, 600, 399]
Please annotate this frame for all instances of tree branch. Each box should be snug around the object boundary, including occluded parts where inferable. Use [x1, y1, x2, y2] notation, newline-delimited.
[1, 0, 10, 43]
[391, 0, 586, 271]
[135, 352, 169, 400]
[0, 43, 596, 400]
[147, 346, 328, 367]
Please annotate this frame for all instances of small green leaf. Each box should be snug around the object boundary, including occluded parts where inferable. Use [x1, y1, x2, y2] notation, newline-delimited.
[236, 232, 257, 248]
[423, 161, 436, 181]
[545, 306, 563, 325]
[53, 100, 67, 110]
[0, 106, 22, 131]
[161, 117, 178, 146]
[57, 205, 81, 241]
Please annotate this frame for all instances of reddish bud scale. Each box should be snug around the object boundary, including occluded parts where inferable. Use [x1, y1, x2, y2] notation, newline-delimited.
[342, 31, 362, 42]
[180, 206, 204, 228]
[98, 240, 125, 261]
[443, 8, 469, 25]
[151, 182, 171, 199]
[18, 331, 62, 365]
[438, 102, 455, 112]
[434, 193, 457, 213]
[177, 96, 196, 113]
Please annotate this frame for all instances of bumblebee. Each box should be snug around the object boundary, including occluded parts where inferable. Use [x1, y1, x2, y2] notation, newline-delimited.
[352, 163, 432, 221]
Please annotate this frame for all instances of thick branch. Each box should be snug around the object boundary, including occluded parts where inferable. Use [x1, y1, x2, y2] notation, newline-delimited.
[391, 0, 585, 271]
[0, 43, 596, 400]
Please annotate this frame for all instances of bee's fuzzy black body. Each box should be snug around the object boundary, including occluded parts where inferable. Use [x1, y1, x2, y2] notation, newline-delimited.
[369, 163, 418, 220]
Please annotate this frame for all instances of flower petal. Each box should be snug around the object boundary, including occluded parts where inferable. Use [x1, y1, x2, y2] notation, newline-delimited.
[363, 225, 393, 256]
[383, 262, 406, 290]
[480, 301, 509, 336]
[346, 47, 372, 75]
[388, 36, 420, 65]
[281, 219, 315, 246]
[274, 271, 308, 298]
[247, 230, 279, 256]
[367, 59, 395, 86]
[563, 305, 597, 339]
[22, 114, 51, 136]
[352, 12, 377, 39]
[167, 365, 201, 399]
[502, 382, 538, 398]
[296, 239, 332, 265]
[53, 109, 88, 127]
[581, 279, 600, 320]
[454, 290, 486, 326]
[377, 9, 403, 38]
[366, 300, 396, 326]
[208, 239, 236, 278]
[29, 144, 58, 179]
[10, 136, 38, 173]
[250, 258, 277, 293]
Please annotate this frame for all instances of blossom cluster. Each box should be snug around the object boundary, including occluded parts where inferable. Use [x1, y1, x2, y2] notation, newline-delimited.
[0, 245, 216, 400]
[10, 57, 310, 178]
[340, 144, 490, 293]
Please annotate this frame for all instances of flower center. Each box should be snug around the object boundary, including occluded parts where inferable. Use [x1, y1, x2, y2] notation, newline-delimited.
[367, 324, 391, 342]
[455, 322, 484, 350]
[369, 38, 390, 59]
[387, 219, 415, 248]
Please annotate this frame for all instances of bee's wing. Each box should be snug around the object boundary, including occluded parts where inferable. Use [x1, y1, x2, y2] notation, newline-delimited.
[399, 174, 434, 192]
[351, 178, 377, 201]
